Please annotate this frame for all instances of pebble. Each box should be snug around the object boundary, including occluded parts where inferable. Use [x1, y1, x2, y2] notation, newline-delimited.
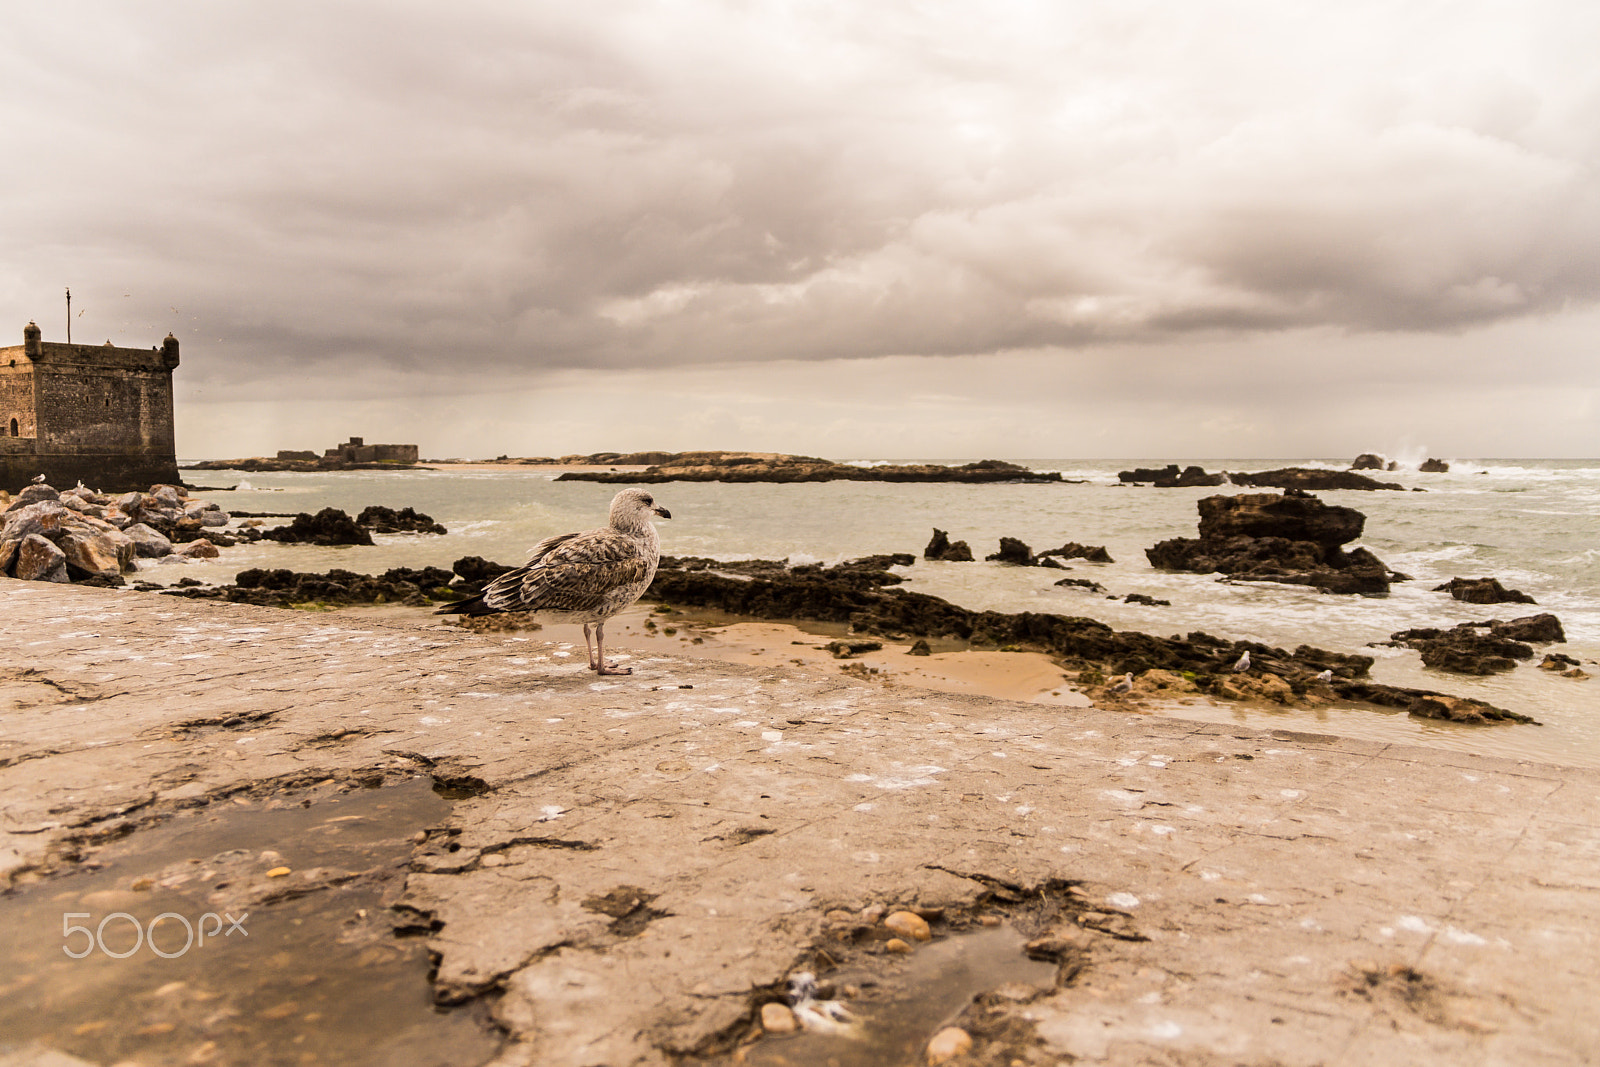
[885, 938, 913, 954]
[760, 1002, 798, 1033]
[259, 850, 283, 864]
[926, 1026, 973, 1064]
[978, 914, 1002, 927]
[266, 866, 291, 878]
[885, 910, 932, 941]
[861, 903, 886, 923]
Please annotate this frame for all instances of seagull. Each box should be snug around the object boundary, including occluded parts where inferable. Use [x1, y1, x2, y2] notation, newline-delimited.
[435, 488, 670, 675]
[1314, 669, 1333, 683]
[1108, 672, 1134, 696]
[30, 473, 46, 485]
[1231, 650, 1251, 673]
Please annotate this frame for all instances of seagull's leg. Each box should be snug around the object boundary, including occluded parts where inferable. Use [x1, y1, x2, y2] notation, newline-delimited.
[593, 620, 633, 676]
[582, 622, 600, 670]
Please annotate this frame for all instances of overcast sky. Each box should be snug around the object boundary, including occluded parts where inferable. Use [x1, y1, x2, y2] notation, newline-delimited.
[6, 1, 1598, 459]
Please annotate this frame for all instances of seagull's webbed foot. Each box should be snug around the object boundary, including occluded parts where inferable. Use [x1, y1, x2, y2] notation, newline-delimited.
[587, 621, 632, 675]
[595, 662, 634, 676]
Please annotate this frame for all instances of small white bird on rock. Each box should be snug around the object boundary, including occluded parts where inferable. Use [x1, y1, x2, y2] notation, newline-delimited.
[1108, 672, 1134, 696]
[436, 488, 670, 675]
[1314, 669, 1333, 683]
[1231, 650, 1251, 672]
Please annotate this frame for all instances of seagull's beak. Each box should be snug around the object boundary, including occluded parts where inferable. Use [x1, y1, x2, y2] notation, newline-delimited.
[653, 506, 672, 520]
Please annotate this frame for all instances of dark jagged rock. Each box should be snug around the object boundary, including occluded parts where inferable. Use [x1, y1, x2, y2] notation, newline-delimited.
[164, 565, 457, 607]
[451, 555, 517, 585]
[1117, 464, 1226, 487]
[356, 505, 447, 535]
[986, 537, 1035, 565]
[557, 452, 1064, 484]
[262, 508, 374, 546]
[644, 555, 1531, 722]
[1388, 614, 1563, 675]
[1419, 458, 1450, 473]
[907, 639, 932, 656]
[1406, 695, 1537, 725]
[1433, 577, 1537, 605]
[1491, 613, 1565, 643]
[1228, 467, 1406, 491]
[1038, 542, 1114, 563]
[1055, 577, 1107, 593]
[1351, 453, 1396, 471]
[827, 639, 883, 658]
[1146, 490, 1397, 594]
[1120, 593, 1170, 606]
[924, 529, 973, 562]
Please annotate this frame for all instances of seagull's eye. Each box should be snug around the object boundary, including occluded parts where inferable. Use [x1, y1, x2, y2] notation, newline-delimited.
[641, 495, 653, 506]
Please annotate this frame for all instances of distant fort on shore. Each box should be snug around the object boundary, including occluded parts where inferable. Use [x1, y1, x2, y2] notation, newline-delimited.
[1, 321, 181, 491]
[183, 436, 421, 472]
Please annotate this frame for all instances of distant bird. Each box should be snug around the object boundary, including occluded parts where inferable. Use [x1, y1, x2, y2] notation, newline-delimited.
[1108, 672, 1134, 696]
[1231, 650, 1251, 673]
[435, 488, 670, 676]
[1314, 669, 1333, 683]
[30, 473, 46, 485]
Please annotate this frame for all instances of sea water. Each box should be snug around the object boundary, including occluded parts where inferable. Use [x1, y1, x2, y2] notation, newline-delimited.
[171, 459, 1600, 768]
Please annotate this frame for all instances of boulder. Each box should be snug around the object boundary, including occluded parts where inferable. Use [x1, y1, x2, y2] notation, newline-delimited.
[0, 500, 68, 541]
[59, 520, 134, 578]
[174, 539, 220, 559]
[15, 533, 69, 582]
[1491, 613, 1565, 643]
[1419, 458, 1450, 473]
[150, 484, 185, 508]
[923, 529, 973, 562]
[1351, 453, 1396, 471]
[986, 537, 1035, 565]
[1433, 577, 1537, 605]
[1038, 542, 1114, 563]
[1197, 491, 1365, 546]
[122, 522, 176, 558]
[1146, 491, 1395, 594]
[5, 484, 61, 511]
[263, 508, 375, 546]
[356, 505, 447, 535]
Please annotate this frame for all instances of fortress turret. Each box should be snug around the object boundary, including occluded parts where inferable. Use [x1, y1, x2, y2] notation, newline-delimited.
[23, 321, 41, 358]
[161, 332, 180, 368]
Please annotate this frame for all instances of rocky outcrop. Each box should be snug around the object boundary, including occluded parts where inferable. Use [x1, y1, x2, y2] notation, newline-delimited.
[1387, 614, 1565, 675]
[1433, 577, 1537, 605]
[1351, 453, 1396, 471]
[262, 508, 375, 546]
[1419, 458, 1450, 473]
[162, 565, 459, 607]
[1145, 490, 1399, 594]
[1228, 468, 1407, 492]
[642, 554, 1530, 721]
[1038, 542, 1114, 564]
[986, 537, 1035, 565]
[355, 506, 447, 535]
[1118, 465, 1226, 487]
[557, 452, 1064, 484]
[924, 529, 974, 562]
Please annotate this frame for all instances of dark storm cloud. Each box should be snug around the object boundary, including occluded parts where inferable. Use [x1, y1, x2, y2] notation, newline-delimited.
[5, 1, 1599, 398]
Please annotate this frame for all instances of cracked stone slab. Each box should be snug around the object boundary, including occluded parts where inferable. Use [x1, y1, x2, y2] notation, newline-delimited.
[3, 581, 1599, 1065]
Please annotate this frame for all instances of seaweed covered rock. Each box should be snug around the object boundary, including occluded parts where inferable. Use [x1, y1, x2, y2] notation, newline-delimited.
[164, 565, 458, 607]
[1038, 542, 1114, 563]
[1230, 467, 1406, 491]
[1146, 490, 1397, 594]
[986, 537, 1035, 565]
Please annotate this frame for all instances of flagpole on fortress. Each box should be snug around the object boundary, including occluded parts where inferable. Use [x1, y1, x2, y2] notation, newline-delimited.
[66, 287, 71, 344]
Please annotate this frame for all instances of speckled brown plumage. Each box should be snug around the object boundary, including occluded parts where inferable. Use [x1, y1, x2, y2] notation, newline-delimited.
[437, 488, 670, 674]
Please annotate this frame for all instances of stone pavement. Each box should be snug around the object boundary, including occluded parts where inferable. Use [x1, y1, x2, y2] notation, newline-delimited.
[2, 580, 1598, 1065]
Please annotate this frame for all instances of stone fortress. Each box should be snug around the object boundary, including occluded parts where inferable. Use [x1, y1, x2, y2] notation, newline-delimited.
[1, 321, 181, 491]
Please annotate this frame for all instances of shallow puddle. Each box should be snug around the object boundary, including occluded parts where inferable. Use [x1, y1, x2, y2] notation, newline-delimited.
[0, 777, 502, 1067]
[741, 924, 1058, 1067]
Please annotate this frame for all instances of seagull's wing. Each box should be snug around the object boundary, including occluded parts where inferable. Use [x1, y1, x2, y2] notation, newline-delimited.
[479, 527, 654, 615]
